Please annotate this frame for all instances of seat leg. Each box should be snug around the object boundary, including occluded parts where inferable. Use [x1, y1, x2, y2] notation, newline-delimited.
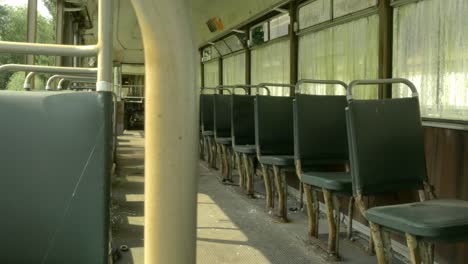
[218, 143, 223, 174]
[243, 154, 255, 197]
[370, 222, 393, 264]
[273, 165, 287, 222]
[226, 146, 233, 182]
[323, 189, 339, 258]
[221, 145, 232, 182]
[282, 169, 288, 220]
[299, 183, 304, 210]
[261, 164, 274, 209]
[333, 195, 341, 259]
[206, 137, 212, 167]
[406, 233, 422, 264]
[312, 190, 319, 237]
[303, 184, 317, 239]
[220, 144, 226, 175]
[382, 227, 394, 262]
[235, 152, 244, 188]
[347, 196, 355, 240]
[210, 139, 217, 169]
[199, 136, 205, 160]
[419, 241, 434, 264]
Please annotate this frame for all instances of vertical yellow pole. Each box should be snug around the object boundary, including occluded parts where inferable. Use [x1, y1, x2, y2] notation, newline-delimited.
[131, 0, 198, 263]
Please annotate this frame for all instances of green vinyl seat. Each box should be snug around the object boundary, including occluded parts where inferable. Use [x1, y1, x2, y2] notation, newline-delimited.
[214, 94, 234, 180]
[366, 199, 468, 241]
[255, 95, 295, 220]
[293, 90, 352, 258]
[346, 79, 468, 263]
[0, 91, 113, 264]
[258, 155, 294, 166]
[215, 137, 232, 145]
[202, 130, 214, 136]
[294, 94, 349, 176]
[231, 95, 255, 150]
[200, 94, 216, 167]
[214, 94, 232, 144]
[200, 94, 214, 134]
[255, 96, 295, 165]
[231, 94, 257, 195]
[301, 171, 352, 193]
[233, 144, 256, 154]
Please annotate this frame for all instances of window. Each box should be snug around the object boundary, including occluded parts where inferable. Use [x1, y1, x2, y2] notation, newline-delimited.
[269, 14, 290, 40]
[298, 15, 379, 99]
[298, 0, 331, 29]
[249, 14, 291, 47]
[214, 41, 231, 56]
[250, 22, 269, 46]
[202, 46, 220, 62]
[393, 0, 468, 121]
[223, 52, 246, 86]
[333, 0, 378, 18]
[203, 60, 219, 92]
[224, 34, 245, 52]
[251, 40, 291, 96]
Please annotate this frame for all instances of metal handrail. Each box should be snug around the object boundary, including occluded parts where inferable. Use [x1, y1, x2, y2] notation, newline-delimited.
[0, 64, 97, 90]
[347, 78, 418, 101]
[295, 79, 347, 94]
[63, 79, 98, 90]
[232, 84, 272, 96]
[46, 75, 97, 90]
[220, 85, 249, 95]
[0, 41, 97, 56]
[23, 69, 97, 90]
[257, 82, 295, 96]
[200, 86, 232, 95]
[0, 0, 112, 92]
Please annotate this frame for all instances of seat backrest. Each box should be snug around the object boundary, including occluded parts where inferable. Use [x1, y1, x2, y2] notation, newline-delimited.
[346, 97, 426, 196]
[294, 94, 348, 163]
[231, 94, 255, 146]
[214, 94, 232, 138]
[200, 94, 214, 132]
[255, 95, 294, 156]
[0, 91, 113, 263]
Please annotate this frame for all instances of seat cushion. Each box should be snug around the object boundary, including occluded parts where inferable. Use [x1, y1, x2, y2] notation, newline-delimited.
[215, 137, 232, 145]
[301, 171, 352, 192]
[0, 91, 113, 263]
[233, 144, 256, 154]
[258, 155, 294, 166]
[367, 199, 468, 241]
[202, 130, 214, 136]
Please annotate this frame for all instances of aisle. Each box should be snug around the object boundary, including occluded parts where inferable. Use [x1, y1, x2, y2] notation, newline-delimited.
[111, 131, 379, 264]
[197, 163, 326, 264]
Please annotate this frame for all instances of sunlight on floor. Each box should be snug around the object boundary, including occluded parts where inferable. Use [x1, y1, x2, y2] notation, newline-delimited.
[127, 216, 144, 226]
[197, 193, 270, 263]
[126, 194, 144, 202]
[126, 175, 145, 183]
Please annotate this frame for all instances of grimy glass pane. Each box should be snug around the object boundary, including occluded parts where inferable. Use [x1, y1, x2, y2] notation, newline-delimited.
[251, 40, 291, 96]
[224, 35, 244, 52]
[223, 52, 246, 86]
[333, 0, 377, 18]
[202, 46, 220, 62]
[214, 40, 231, 56]
[203, 60, 220, 92]
[270, 14, 290, 40]
[393, 0, 468, 120]
[298, 15, 379, 99]
[299, 0, 332, 30]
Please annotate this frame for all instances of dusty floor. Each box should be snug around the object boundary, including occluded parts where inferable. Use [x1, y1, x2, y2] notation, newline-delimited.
[111, 131, 402, 264]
